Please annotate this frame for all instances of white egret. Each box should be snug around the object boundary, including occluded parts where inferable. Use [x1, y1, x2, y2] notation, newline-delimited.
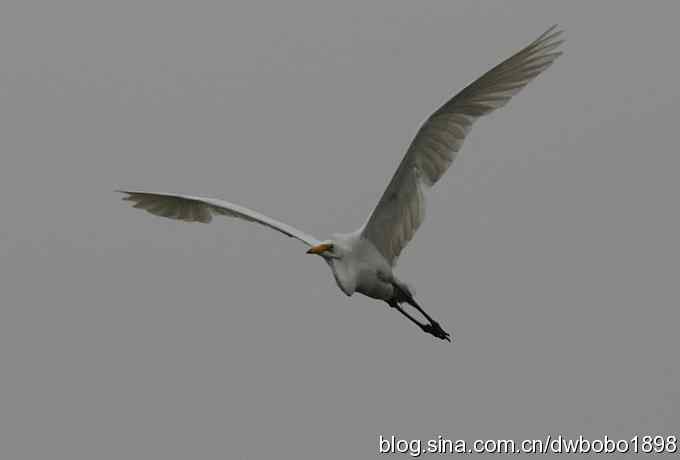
[119, 26, 563, 342]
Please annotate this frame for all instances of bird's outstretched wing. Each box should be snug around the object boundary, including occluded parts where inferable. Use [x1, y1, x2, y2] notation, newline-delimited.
[118, 190, 320, 247]
[362, 26, 564, 265]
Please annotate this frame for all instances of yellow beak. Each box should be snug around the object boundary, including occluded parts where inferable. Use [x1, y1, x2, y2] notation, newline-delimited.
[306, 243, 332, 255]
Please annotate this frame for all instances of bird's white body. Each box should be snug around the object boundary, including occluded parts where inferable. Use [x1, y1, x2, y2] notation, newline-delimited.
[325, 230, 397, 300]
[119, 26, 564, 341]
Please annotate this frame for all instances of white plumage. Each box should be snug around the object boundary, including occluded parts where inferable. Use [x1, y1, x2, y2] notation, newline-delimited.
[120, 26, 564, 342]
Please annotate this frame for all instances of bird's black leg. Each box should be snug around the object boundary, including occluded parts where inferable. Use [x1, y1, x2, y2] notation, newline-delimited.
[387, 300, 427, 328]
[387, 300, 451, 342]
[409, 298, 452, 342]
[390, 284, 452, 342]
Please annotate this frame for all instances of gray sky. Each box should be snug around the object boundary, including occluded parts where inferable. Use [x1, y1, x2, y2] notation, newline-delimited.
[1, 1, 679, 458]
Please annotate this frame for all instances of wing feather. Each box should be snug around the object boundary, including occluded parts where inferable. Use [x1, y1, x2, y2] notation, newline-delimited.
[118, 190, 320, 247]
[362, 26, 564, 265]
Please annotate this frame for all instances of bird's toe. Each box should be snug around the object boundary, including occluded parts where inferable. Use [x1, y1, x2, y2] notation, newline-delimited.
[422, 322, 452, 342]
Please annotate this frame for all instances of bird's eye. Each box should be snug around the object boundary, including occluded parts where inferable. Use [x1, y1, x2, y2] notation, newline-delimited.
[327, 244, 334, 251]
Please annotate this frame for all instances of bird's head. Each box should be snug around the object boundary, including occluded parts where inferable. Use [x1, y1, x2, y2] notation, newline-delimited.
[306, 240, 342, 259]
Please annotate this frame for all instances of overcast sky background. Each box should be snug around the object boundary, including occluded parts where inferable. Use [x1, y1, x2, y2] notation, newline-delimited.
[1, 1, 679, 458]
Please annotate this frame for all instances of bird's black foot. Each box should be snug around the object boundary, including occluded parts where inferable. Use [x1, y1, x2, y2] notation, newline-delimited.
[422, 321, 452, 342]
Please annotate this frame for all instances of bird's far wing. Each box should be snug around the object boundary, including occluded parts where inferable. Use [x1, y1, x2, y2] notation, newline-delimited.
[362, 26, 564, 265]
[118, 190, 321, 247]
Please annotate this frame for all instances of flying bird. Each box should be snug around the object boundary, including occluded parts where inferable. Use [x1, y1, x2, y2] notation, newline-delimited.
[119, 26, 563, 342]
